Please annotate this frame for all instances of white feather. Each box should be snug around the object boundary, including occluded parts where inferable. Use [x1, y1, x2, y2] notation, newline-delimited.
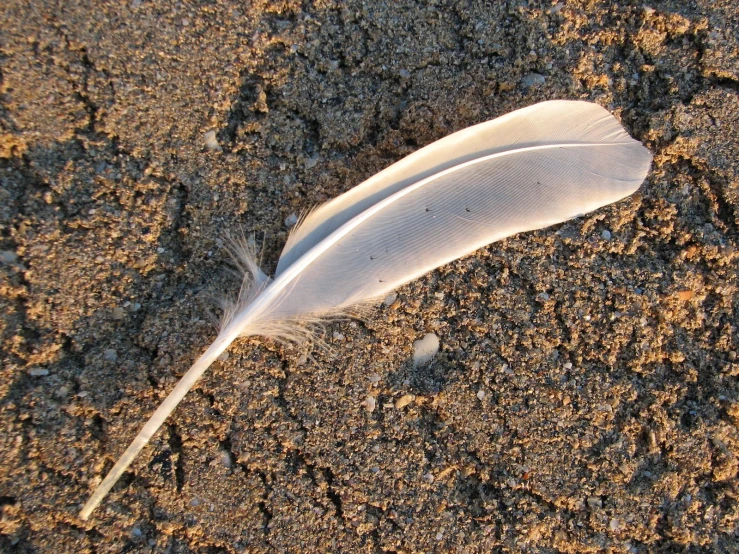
[79, 100, 651, 519]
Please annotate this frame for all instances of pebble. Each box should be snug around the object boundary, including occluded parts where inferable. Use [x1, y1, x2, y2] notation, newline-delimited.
[399, 68, 411, 79]
[363, 395, 376, 413]
[0, 251, 18, 263]
[587, 496, 602, 509]
[413, 333, 439, 366]
[204, 130, 222, 152]
[218, 351, 230, 362]
[112, 307, 126, 320]
[549, 2, 564, 13]
[219, 450, 232, 468]
[521, 73, 546, 88]
[601, 229, 612, 240]
[395, 394, 414, 409]
[609, 518, 620, 531]
[304, 155, 319, 169]
[476, 389, 486, 401]
[103, 349, 118, 362]
[284, 213, 298, 227]
[28, 368, 49, 377]
[383, 291, 398, 306]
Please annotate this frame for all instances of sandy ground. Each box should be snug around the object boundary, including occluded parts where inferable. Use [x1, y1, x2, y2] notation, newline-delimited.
[1, 0, 738, 552]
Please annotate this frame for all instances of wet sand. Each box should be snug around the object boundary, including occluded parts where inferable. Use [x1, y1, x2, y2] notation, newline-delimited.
[1, 1, 738, 552]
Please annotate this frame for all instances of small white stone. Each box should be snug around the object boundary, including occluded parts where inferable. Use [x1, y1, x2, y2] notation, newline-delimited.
[601, 229, 612, 240]
[204, 130, 222, 152]
[0, 251, 18, 263]
[564, 362, 573, 370]
[217, 351, 230, 362]
[413, 333, 439, 366]
[28, 368, 49, 377]
[383, 292, 398, 306]
[521, 73, 546, 88]
[363, 395, 376, 413]
[284, 213, 298, 227]
[304, 155, 319, 169]
[476, 389, 486, 401]
[550, 2, 564, 13]
[219, 450, 232, 468]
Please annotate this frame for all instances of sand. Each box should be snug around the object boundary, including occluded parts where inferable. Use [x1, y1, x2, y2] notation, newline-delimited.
[1, 0, 738, 552]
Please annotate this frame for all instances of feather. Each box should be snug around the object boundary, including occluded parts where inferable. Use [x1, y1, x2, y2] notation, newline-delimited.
[79, 100, 651, 519]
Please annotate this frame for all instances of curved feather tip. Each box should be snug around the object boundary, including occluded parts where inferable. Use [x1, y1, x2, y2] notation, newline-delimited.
[79, 100, 651, 519]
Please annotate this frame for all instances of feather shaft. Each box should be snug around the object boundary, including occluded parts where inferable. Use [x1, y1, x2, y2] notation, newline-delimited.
[79, 328, 240, 519]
